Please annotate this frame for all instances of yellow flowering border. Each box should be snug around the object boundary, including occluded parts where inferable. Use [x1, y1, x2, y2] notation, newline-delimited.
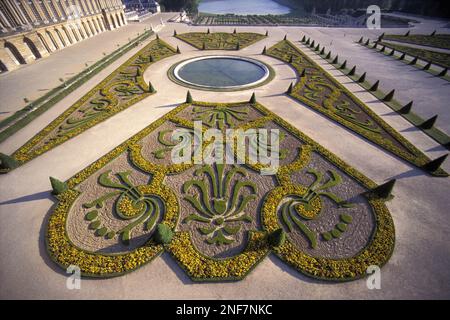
[45, 100, 395, 281]
[8, 38, 178, 170]
[166, 232, 270, 281]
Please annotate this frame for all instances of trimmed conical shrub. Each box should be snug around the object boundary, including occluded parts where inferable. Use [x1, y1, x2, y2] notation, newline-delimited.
[405, 30, 410, 36]
[236, 42, 240, 50]
[284, 34, 287, 40]
[262, 46, 267, 54]
[268, 228, 286, 247]
[149, 55, 154, 63]
[156, 33, 159, 40]
[365, 39, 370, 46]
[340, 60, 347, 69]
[0, 153, 19, 170]
[176, 46, 180, 53]
[287, 82, 293, 94]
[438, 68, 448, 77]
[332, 55, 339, 64]
[399, 53, 406, 60]
[233, 28, 237, 34]
[348, 66, 356, 76]
[265, 30, 269, 37]
[388, 49, 395, 56]
[380, 45, 386, 52]
[207, 28, 210, 34]
[202, 42, 206, 50]
[325, 51, 331, 59]
[300, 69, 306, 77]
[50, 177, 68, 196]
[310, 40, 315, 48]
[423, 61, 432, 70]
[358, 72, 366, 83]
[369, 80, 380, 91]
[430, 30, 436, 36]
[315, 44, 320, 51]
[367, 179, 396, 200]
[289, 55, 293, 64]
[250, 92, 257, 104]
[320, 47, 325, 55]
[173, 30, 177, 36]
[422, 154, 448, 173]
[378, 32, 385, 42]
[358, 37, 363, 43]
[399, 101, 413, 114]
[420, 115, 438, 129]
[186, 91, 193, 103]
[148, 82, 156, 93]
[153, 224, 174, 245]
[410, 56, 418, 65]
[301, 35, 306, 42]
[383, 89, 395, 102]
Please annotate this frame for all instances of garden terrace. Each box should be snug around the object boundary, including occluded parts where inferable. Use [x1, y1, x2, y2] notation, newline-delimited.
[265, 40, 447, 177]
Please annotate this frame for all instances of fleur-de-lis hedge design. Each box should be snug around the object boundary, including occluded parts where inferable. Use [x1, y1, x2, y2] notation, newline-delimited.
[183, 163, 257, 245]
[266, 40, 447, 176]
[280, 169, 353, 249]
[83, 170, 163, 244]
[192, 106, 249, 130]
[46, 101, 395, 281]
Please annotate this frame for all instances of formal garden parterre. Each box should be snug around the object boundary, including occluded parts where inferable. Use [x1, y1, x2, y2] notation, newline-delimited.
[265, 39, 448, 177]
[174, 31, 266, 50]
[45, 100, 395, 281]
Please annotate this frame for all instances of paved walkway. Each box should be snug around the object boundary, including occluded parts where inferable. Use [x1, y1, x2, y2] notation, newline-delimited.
[0, 21, 449, 299]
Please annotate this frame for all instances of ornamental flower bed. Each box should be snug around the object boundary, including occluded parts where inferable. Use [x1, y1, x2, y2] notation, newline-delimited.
[46, 100, 395, 281]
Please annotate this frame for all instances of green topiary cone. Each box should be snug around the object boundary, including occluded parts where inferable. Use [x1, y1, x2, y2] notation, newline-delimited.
[422, 155, 448, 173]
[367, 179, 396, 200]
[268, 228, 286, 247]
[50, 177, 68, 196]
[153, 224, 174, 244]
[0, 153, 19, 170]
[186, 91, 193, 103]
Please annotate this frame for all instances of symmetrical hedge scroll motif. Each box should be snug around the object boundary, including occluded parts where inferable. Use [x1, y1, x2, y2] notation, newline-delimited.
[175, 32, 266, 50]
[266, 40, 447, 177]
[8, 39, 178, 168]
[46, 100, 395, 282]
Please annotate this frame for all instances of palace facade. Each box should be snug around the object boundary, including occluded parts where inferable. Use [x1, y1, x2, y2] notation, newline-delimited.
[0, 0, 128, 73]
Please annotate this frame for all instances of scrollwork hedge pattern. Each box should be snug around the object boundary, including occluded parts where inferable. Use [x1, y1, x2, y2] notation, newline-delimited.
[46, 100, 395, 282]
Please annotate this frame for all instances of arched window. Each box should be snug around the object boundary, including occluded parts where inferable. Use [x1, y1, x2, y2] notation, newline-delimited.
[4, 42, 26, 64]
[55, 29, 67, 47]
[37, 33, 52, 53]
[70, 25, 80, 42]
[23, 37, 42, 59]
[62, 27, 73, 44]
[46, 30, 59, 50]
